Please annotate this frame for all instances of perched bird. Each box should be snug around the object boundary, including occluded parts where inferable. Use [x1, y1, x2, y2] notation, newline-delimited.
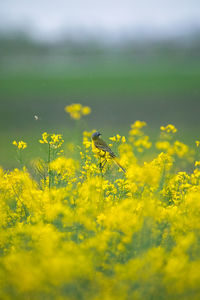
[92, 131, 126, 173]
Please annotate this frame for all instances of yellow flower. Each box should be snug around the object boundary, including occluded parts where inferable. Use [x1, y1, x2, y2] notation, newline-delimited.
[97, 213, 106, 225]
[160, 124, 177, 133]
[173, 141, 189, 158]
[12, 140, 18, 146]
[82, 106, 91, 115]
[39, 133, 64, 149]
[129, 121, 147, 141]
[156, 141, 170, 151]
[5, 122, 200, 299]
[83, 131, 95, 149]
[196, 141, 200, 147]
[121, 136, 126, 143]
[132, 120, 146, 129]
[71, 111, 81, 120]
[50, 156, 79, 179]
[195, 161, 200, 167]
[39, 132, 49, 144]
[65, 103, 91, 120]
[109, 136, 117, 142]
[116, 134, 121, 142]
[109, 134, 124, 143]
[12, 140, 27, 150]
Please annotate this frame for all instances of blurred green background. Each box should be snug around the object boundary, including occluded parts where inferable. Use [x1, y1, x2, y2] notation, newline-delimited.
[1, 1, 200, 169]
[1, 35, 200, 169]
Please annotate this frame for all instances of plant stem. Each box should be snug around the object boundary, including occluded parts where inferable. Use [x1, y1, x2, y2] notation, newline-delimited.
[48, 143, 51, 189]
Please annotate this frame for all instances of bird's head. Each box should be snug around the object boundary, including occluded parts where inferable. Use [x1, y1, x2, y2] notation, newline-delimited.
[92, 131, 101, 140]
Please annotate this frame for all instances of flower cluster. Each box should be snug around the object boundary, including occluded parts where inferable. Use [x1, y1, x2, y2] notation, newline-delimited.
[3, 122, 200, 299]
[196, 140, 200, 147]
[156, 126, 193, 162]
[12, 140, 27, 149]
[129, 120, 152, 152]
[65, 103, 91, 120]
[160, 124, 177, 133]
[39, 132, 64, 149]
[109, 134, 126, 143]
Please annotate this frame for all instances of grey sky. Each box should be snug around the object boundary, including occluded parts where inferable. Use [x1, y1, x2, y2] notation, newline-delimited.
[0, 0, 200, 40]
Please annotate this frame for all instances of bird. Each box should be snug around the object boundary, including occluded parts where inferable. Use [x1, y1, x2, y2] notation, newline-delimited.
[91, 131, 126, 173]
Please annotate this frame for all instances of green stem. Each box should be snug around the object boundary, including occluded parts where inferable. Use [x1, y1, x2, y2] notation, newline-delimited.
[18, 149, 23, 169]
[48, 143, 51, 189]
[99, 157, 103, 177]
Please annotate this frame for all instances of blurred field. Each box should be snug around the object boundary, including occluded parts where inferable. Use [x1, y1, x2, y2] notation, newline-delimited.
[1, 35, 200, 168]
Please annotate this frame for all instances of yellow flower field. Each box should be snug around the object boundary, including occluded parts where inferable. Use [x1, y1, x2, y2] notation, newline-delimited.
[1, 116, 200, 299]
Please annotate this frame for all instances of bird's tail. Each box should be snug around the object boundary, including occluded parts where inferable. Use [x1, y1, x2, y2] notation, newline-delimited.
[113, 157, 126, 173]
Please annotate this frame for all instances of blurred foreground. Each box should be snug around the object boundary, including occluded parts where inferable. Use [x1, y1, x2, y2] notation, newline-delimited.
[1, 123, 200, 299]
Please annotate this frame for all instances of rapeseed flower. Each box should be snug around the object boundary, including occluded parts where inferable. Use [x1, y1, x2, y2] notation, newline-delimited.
[65, 103, 91, 120]
[13, 140, 27, 149]
[160, 124, 177, 133]
[39, 132, 64, 149]
[2, 121, 200, 299]
[195, 140, 200, 147]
